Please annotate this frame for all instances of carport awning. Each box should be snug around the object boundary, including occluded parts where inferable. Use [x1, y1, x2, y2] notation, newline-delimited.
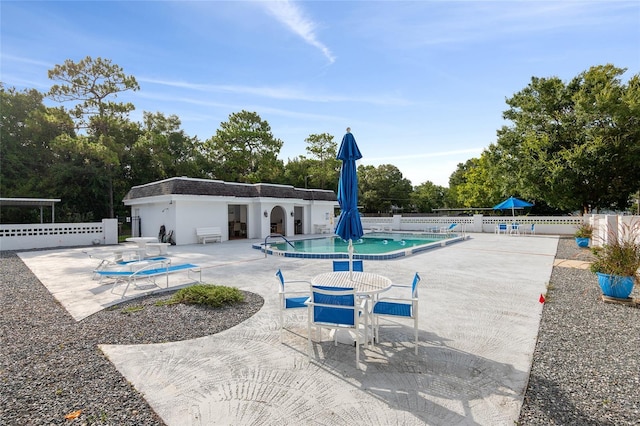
[0, 198, 61, 223]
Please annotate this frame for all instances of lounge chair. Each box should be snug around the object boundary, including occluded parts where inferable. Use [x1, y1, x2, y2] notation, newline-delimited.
[94, 260, 200, 298]
[85, 250, 169, 281]
[306, 285, 368, 370]
[522, 224, 536, 235]
[275, 269, 311, 342]
[332, 260, 364, 272]
[440, 223, 457, 234]
[372, 272, 421, 355]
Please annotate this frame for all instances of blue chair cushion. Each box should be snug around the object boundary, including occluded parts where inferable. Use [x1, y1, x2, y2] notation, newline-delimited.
[313, 306, 355, 326]
[285, 296, 308, 309]
[373, 301, 412, 317]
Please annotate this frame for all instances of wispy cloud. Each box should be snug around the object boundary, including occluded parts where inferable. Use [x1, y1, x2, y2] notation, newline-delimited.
[261, 0, 335, 64]
[138, 77, 411, 106]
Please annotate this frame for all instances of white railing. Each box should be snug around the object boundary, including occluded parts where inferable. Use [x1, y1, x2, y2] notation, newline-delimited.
[361, 214, 584, 235]
[0, 219, 118, 250]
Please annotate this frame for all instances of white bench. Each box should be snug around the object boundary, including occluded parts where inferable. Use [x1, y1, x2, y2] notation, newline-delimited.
[313, 224, 331, 234]
[196, 227, 222, 244]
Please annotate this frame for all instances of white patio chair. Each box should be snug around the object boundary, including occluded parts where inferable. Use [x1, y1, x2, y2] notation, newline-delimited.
[372, 272, 421, 355]
[306, 285, 368, 370]
[275, 269, 310, 342]
[495, 223, 508, 234]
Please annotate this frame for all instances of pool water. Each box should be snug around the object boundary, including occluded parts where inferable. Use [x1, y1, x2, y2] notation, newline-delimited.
[255, 232, 465, 260]
[272, 234, 437, 254]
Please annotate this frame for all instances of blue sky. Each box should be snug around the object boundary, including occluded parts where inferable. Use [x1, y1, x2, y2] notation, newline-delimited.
[2, 1, 639, 187]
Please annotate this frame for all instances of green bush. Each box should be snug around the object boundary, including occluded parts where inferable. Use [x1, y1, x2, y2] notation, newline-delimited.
[169, 284, 244, 307]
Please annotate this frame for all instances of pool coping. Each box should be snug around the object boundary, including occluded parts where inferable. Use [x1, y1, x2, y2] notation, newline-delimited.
[252, 232, 468, 260]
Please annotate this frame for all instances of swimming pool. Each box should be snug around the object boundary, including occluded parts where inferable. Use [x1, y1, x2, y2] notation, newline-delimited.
[253, 232, 465, 260]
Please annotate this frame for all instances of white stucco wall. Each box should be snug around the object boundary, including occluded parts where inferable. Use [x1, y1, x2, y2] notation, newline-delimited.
[124, 193, 337, 245]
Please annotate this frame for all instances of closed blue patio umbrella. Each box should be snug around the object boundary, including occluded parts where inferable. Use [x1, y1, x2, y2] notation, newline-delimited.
[335, 128, 363, 276]
[493, 196, 533, 219]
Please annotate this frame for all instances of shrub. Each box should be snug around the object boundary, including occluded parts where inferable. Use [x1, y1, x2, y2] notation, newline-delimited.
[574, 223, 593, 238]
[589, 220, 640, 282]
[169, 284, 245, 307]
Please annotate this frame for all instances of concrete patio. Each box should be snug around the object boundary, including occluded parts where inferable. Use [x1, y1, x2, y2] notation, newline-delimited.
[18, 232, 558, 425]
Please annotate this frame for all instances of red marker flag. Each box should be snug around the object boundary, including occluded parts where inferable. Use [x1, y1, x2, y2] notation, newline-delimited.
[539, 294, 546, 304]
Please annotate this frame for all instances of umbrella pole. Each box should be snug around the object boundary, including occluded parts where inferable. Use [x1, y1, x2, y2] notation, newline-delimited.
[348, 239, 353, 280]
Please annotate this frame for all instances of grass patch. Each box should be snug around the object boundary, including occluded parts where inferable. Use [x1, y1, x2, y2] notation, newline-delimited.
[165, 284, 245, 307]
[121, 305, 145, 314]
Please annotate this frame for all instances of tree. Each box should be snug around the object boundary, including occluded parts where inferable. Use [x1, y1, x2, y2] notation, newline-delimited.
[205, 110, 284, 183]
[304, 133, 340, 189]
[411, 181, 448, 213]
[358, 164, 413, 213]
[47, 56, 140, 217]
[496, 64, 640, 213]
[0, 85, 73, 222]
[127, 112, 205, 185]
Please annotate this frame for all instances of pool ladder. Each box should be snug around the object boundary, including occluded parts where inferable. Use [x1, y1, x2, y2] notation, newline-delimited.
[263, 233, 295, 257]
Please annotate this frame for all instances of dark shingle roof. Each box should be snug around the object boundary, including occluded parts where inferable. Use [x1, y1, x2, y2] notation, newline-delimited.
[123, 178, 336, 202]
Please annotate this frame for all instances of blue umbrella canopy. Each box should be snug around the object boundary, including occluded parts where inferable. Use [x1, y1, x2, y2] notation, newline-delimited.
[493, 196, 533, 217]
[335, 128, 363, 243]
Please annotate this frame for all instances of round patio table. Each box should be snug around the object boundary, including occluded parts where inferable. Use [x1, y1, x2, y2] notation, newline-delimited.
[311, 271, 392, 296]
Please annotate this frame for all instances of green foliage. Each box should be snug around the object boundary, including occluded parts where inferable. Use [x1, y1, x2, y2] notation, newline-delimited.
[304, 133, 340, 190]
[449, 64, 640, 213]
[359, 164, 413, 213]
[205, 110, 284, 183]
[411, 181, 449, 213]
[590, 220, 640, 281]
[47, 56, 140, 218]
[169, 284, 245, 307]
[574, 223, 593, 238]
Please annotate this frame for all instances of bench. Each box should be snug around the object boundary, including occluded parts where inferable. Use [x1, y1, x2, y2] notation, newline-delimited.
[95, 261, 201, 297]
[313, 224, 331, 234]
[196, 227, 222, 244]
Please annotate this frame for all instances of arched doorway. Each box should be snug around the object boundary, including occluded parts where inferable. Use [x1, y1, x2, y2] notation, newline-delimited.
[270, 206, 286, 235]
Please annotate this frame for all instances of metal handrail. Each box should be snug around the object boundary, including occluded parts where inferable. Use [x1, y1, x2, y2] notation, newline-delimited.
[263, 233, 295, 257]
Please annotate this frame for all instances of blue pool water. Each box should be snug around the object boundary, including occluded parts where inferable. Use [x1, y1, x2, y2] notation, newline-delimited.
[254, 232, 464, 260]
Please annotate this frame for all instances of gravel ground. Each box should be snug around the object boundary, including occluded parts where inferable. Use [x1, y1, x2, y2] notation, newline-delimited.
[2, 238, 639, 425]
[518, 237, 640, 425]
[0, 251, 263, 425]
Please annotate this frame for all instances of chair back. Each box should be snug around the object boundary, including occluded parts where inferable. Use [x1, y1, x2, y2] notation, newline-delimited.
[275, 269, 285, 290]
[310, 286, 356, 326]
[411, 272, 421, 298]
[449, 223, 457, 230]
[332, 260, 363, 272]
[499, 223, 507, 230]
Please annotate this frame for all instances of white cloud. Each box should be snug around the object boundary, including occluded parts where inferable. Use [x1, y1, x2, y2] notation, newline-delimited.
[138, 77, 411, 106]
[261, 0, 336, 64]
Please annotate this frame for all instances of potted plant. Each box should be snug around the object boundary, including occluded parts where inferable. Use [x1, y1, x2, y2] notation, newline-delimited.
[574, 222, 593, 248]
[589, 220, 640, 300]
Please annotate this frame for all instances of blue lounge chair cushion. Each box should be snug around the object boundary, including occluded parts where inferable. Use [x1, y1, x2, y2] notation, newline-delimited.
[96, 263, 198, 277]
